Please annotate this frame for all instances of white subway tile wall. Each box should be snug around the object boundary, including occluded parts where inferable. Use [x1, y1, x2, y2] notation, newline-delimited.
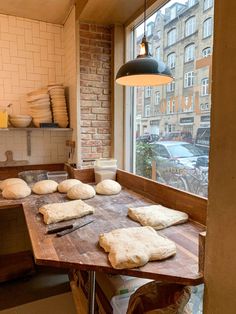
[0, 130, 72, 164]
[0, 14, 64, 114]
[0, 12, 76, 164]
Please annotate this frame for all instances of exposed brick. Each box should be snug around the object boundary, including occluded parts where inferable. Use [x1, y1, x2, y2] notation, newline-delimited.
[91, 108, 110, 114]
[81, 134, 92, 140]
[91, 121, 111, 127]
[81, 113, 96, 120]
[81, 127, 96, 134]
[80, 31, 102, 40]
[80, 22, 112, 160]
[82, 140, 103, 146]
[93, 134, 111, 140]
[80, 24, 90, 31]
[80, 94, 97, 101]
[97, 114, 111, 121]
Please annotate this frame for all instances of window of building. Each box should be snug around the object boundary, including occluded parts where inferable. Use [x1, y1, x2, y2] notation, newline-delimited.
[145, 87, 151, 98]
[201, 78, 209, 96]
[166, 81, 175, 92]
[145, 105, 151, 117]
[189, 0, 196, 7]
[167, 28, 176, 46]
[155, 92, 160, 105]
[202, 47, 211, 57]
[167, 52, 176, 69]
[155, 46, 161, 60]
[170, 6, 176, 20]
[185, 16, 196, 37]
[203, 17, 212, 38]
[184, 71, 194, 87]
[184, 44, 195, 62]
[130, 0, 213, 199]
[203, 0, 213, 11]
[156, 30, 161, 40]
[147, 23, 153, 37]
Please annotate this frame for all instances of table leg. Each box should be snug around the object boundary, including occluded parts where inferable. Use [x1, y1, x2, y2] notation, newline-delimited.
[88, 270, 96, 314]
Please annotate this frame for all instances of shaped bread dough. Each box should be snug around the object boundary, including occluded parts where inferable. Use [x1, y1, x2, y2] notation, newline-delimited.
[58, 179, 81, 193]
[32, 180, 58, 195]
[128, 205, 188, 230]
[39, 199, 95, 224]
[96, 179, 121, 195]
[2, 183, 31, 199]
[0, 178, 27, 191]
[99, 226, 176, 269]
[67, 183, 95, 200]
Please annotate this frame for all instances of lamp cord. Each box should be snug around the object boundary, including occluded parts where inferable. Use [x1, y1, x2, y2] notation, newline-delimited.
[144, 0, 147, 37]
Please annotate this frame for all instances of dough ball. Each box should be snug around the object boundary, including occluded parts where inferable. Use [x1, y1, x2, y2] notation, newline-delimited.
[96, 179, 121, 195]
[67, 183, 95, 200]
[32, 180, 58, 195]
[0, 178, 27, 191]
[2, 183, 31, 199]
[58, 179, 81, 193]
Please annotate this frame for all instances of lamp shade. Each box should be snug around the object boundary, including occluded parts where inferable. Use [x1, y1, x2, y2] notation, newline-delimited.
[116, 56, 173, 86]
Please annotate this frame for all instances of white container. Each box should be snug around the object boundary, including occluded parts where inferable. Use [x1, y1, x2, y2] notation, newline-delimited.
[94, 158, 117, 183]
[110, 292, 133, 314]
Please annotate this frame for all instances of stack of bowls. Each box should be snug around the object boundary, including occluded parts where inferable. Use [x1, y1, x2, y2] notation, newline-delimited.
[27, 89, 53, 128]
[9, 115, 32, 128]
[48, 84, 69, 128]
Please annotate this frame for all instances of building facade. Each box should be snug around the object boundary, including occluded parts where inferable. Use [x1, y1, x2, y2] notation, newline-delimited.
[135, 0, 214, 140]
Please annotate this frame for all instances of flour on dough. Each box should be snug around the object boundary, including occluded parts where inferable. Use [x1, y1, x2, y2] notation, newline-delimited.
[128, 204, 188, 230]
[99, 226, 176, 269]
[96, 179, 121, 195]
[39, 199, 95, 224]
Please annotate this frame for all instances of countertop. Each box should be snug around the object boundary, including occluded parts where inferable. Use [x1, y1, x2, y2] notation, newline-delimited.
[0, 187, 205, 286]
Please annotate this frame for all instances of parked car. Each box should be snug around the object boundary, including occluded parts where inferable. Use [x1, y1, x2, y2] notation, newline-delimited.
[160, 131, 193, 143]
[195, 127, 210, 154]
[136, 134, 160, 143]
[136, 140, 209, 196]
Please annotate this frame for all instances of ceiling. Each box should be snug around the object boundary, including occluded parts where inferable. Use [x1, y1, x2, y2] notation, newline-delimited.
[0, 0, 150, 25]
[0, 0, 75, 24]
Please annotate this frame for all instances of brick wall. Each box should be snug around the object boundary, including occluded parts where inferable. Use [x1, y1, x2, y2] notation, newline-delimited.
[79, 23, 112, 160]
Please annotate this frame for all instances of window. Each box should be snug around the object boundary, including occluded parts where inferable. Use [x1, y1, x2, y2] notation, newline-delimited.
[131, 0, 213, 199]
[166, 81, 175, 92]
[184, 44, 195, 62]
[202, 47, 211, 57]
[147, 23, 153, 37]
[155, 46, 161, 60]
[203, 18, 212, 38]
[167, 28, 176, 46]
[183, 96, 194, 112]
[184, 71, 194, 87]
[204, 0, 213, 11]
[145, 87, 151, 98]
[185, 16, 196, 37]
[201, 78, 209, 96]
[167, 52, 176, 69]
[145, 105, 151, 117]
[170, 7, 176, 20]
[155, 92, 160, 105]
[200, 103, 210, 111]
[189, 0, 195, 7]
[156, 30, 161, 40]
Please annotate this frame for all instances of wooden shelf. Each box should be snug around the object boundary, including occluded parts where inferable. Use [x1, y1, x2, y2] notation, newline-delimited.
[0, 127, 73, 131]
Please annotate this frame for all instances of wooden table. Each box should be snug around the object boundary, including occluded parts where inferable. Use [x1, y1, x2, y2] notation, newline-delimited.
[0, 171, 206, 313]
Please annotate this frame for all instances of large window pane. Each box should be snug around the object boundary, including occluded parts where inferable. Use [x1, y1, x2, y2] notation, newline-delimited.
[133, 0, 214, 199]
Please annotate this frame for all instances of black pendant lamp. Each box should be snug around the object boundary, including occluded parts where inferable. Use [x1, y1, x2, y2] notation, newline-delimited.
[116, 0, 173, 87]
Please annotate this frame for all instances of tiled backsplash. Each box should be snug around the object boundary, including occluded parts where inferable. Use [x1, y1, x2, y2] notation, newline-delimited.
[0, 130, 72, 164]
[0, 14, 64, 115]
[0, 11, 76, 165]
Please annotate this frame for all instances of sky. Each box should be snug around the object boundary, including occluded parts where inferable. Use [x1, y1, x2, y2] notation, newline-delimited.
[136, 0, 188, 37]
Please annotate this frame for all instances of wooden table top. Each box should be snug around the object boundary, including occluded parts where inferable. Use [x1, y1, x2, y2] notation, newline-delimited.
[0, 187, 205, 286]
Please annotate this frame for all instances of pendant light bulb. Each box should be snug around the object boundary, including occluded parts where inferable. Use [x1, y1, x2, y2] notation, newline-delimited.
[116, 1, 173, 87]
